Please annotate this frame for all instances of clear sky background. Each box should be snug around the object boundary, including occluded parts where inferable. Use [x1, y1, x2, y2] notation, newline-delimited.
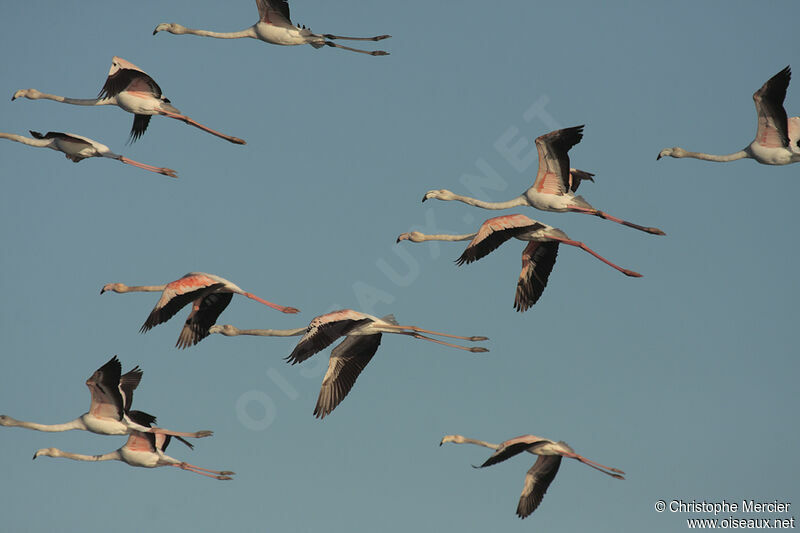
[1, 1, 798, 531]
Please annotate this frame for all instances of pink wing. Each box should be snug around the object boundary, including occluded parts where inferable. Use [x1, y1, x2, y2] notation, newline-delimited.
[532, 126, 584, 195]
[457, 214, 545, 266]
[517, 455, 562, 518]
[514, 241, 559, 312]
[140, 275, 224, 333]
[753, 66, 791, 148]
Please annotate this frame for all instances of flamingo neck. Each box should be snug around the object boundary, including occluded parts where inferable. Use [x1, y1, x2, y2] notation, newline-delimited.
[222, 326, 306, 337]
[40, 449, 121, 462]
[451, 194, 528, 210]
[165, 24, 257, 39]
[1, 417, 85, 432]
[0, 132, 51, 147]
[120, 285, 167, 293]
[676, 148, 749, 162]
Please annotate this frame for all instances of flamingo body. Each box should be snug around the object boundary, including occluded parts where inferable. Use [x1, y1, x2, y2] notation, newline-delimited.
[422, 126, 664, 235]
[0, 356, 211, 440]
[153, 0, 390, 55]
[0, 130, 177, 177]
[12, 56, 245, 144]
[398, 214, 642, 312]
[101, 272, 299, 348]
[658, 66, 800, 165]
[441, 433, 624, 519]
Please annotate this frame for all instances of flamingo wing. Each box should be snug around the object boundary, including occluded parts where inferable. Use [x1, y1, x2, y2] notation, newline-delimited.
[176, 292, 234, 349]
[86, 356, 125, 420]
[126, 410, 158, 452]
[118, 366, 143, 413]
[29, 131, 93, 148]
[568, 168, 594, 193]
[98, 68, 163, 101]
[286, 316, 373, 365]
[313, 333, 382, 419]
[141, 282, 226, 333]
[514, 241, 559, 312]
[753, 66, 791, 148]
[456, 214, 546, 266]
[516, 455, 562, 518]
[532, 126, 584, 195]
[256, 0, 292, 25]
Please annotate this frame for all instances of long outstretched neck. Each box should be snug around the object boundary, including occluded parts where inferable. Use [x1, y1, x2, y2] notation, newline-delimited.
[34, 448, 121, 462]
[440, 435, 500, 450]
[103, 284, 167, 294]
[1, 417, 85, 432]
[12, 90, 111, 106]
[0, 132, 51, 147]
[423, 191, 528, 210]
[658, 147, 749, 162]
[154, 23, 257, 39]
[209, 324, 307, 337]
[396, 231, 478, 243]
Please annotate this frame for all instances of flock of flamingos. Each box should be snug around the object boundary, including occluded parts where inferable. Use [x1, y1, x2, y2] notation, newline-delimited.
[2, 0, 798, 521]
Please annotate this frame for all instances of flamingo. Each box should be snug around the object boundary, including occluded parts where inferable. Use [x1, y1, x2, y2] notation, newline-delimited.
[101, 272, 300, 349]
[33, 410, 235, 481]
[209, 309, 488, 418]
[658, 66, 800, 165]
[0, 130, 177, 177]
[397, 214, 642, 312]
[423, 126, 664, 236]
[0, 356, 211, 439]
[153, 0, 391, 56]
[440, 434, 624, 519]
[12, 56, 245, 144]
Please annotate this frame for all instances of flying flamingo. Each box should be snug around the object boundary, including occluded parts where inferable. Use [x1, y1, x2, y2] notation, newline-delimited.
[658, 66, 800, 165]
[0, 356, 211, 439]
[423, 126, 664, 236]
[397, 214, 642, 312]
[153, 0, 391, 56]
[33, 410, 235, 481]
[101, 272, 300, 348]
[209, 309, 488, 418]
[12, 56, 245, 144]
[440, 434, 625, 519]
[0, 130, 177, 177]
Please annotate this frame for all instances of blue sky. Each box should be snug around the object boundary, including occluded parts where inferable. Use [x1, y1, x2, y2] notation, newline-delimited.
[1, 1, 798, 531]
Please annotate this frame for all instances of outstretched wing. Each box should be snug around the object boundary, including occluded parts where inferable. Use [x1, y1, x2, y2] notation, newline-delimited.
[532, 126, 584, 196]
[141, 281, 225, 333]
[313, 333, 382, 419]
[516, 455, 562, 518]
[176, 292, 233, 349]
[753, 66, 791, 148]
[286, 314, 373, 365]
[256, 0, 292, 26]
[86, 356, 125, 421]
[456, 215, 545, 266]
[118, 366, 143, 413]
[514, 241, 559, 312]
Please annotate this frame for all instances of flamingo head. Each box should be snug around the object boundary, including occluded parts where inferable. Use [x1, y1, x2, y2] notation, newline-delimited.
[208, 324, 238, 336]
[439, 434, 466, 446]
[657, 147, 684, 160]
[33, 448, 60, 460]
[11, 89, 41, 101]
[396, 231, 426, 243]
[422, 189, 456, 203]
[100, 283, 126, 294]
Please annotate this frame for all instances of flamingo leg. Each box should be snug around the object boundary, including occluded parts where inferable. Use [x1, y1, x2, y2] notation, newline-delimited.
[552, 237, 642, 277]
[323, 42, 389, 56]
[393, 331, 489, 353]
[149, 427, 213, 439]
[379, 323, 488, 342]
[159, 111, 246, 145]
[117, 156, 177, 178]
[171, 463, 234, 480]
[563, 452, 625, 476]
[243, 292, 300, 314]
[569, 206, 665, 236]
[322, 33, 391, 41]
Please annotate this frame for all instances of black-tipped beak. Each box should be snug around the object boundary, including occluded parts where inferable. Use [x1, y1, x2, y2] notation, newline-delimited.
[656, 154, 661, 160]
[152, 29, 158, 35]
[421, 196, 427, 203]
[100, 288, 105, 294]
[32, 453, 37, 460]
